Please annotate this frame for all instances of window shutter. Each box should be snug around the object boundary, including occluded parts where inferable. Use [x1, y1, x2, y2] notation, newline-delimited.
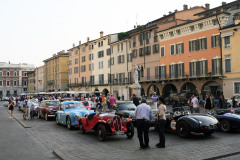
[182, 63, 185, 77]
[152, 45, 155, 54]
[164, 66, 166, 79]
[176, 44, 178, 54]
[155, 66, 158, 79]
[175, 64, 178, 78]
[122, 55, 125, 63]
[205, 60, 208, 75]
[159, 66, 161, 79]
[190, 62, 192, 77]
[204, 38, 207, 49]
[219, 58, 222, 74]
[196, 40, 199, 51]
[218, 35, 221, 47]
[196, 61, 200, 76]
[189, 41, 192, 52]
[169, 65, 171, 78]
[181, 43, 184, 53]
[211, 36, 214, 48]
[212, 59, 215, 75]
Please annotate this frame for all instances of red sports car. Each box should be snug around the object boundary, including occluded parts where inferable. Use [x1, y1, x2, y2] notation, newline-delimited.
[37, 100, 60, 121]
[79, 112, 134, 141]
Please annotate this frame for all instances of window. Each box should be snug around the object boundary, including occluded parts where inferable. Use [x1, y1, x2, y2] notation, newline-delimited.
[0, 81, 2, 86]
[75, 50, 78, 55]
[212, 58, 222, 75]
[121, 43, 123, 51]
[169, 65, 176, 78]
[224, 36, 230, 48]
[176, 29, 181, 35]
[82, 56, 86, 62]
[153, 44, 159, 54]
[154, 30, 158, 42]
[132, 49, 138, 58]
[110, 57, 114, 65]
[74, 58, 78, 64]
[129, 40, 131, 49]
[82, 47, 85, 52]
[89, 45, 92, 50]
[89, 53, 94, 60]
[24, 72, 27, 76]
[159, 34, 164, 39]
[127, 53, 132, 62]
[225, 59, 231, 73]
[160, 47, 165, 57]
[170, 44, 175, 55]
[145, 46, 151, 55]
[198, 23, 203, 29]
[212, 19, 218, 25]
[98, 51, 104, 58]
[234, 82, 240, 94]
[118, 55, 125, 64]
[133, 37, 136, 48]
[117, 44, 120, 52]
[190, 25, 195, 31]
[139, 34, 144, 46]
[160, 66, 166, 79]
[177, 63, 184, 78]
[90, 76, 95, 85]
[24, 80, 27, 86]
[98, 61, 103, 69]
[69, 60, 72, 66]
[189, 38, 207, 52]
[14, 72, 17, 76]
[147, 68, 150, 80]
[176, 43, 184, 54]
[190, 60, 208, 77]
[82, 77, 86, 85]
[81, 65, 86, 72]
[98, 42, 101, 47]
[211, 35, 221, 48]
[169, 31, 174, 37]
[0, 72, 2, 76]
[107, 48, 111, 55]
[74, 67, 79, 74]
[190, 62, 196, 77]
[101, 41, 103, 46]
[99, 74, 104, 84]
[7, 72, 10, 76]
[14, 80, 17, 86]
[139, 48, 144, 57]
[146, 32, 151, 44]
[74, 78, 78, 85]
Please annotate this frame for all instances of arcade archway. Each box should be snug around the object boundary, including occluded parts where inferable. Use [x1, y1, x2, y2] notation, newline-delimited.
[147, 84, 160, 96]
[181, 82, 197, 94]
[201, 81, 222, 99]
[162, 84, 177, 98]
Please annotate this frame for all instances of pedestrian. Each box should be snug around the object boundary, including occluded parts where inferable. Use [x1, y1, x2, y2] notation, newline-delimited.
[204, 93, 212, 113]
[26, 97, 32, 120]
[30, 99, 35, 119]
[155, 96, 166, 148]
[232, 96, 237, 108]
[109, 94, 116, 109]
[8, 100, 14, 118]
[132, 94, 139, 106]
[218, 94, 226, 109]
[135, 98, 153, 150]
[102, 95, 108, 112]
[188, 95, 194, 114]
[151, 92, 158, 109]
[191, 94, 201, 113]
[95, 99, 102, 112]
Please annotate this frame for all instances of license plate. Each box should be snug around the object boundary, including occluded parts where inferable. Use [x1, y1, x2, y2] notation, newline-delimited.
[116, 131, 124, 135]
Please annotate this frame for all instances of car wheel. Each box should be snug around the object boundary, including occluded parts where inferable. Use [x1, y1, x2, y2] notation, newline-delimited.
[176, 121, 190, 138]
[56, 115, 59, 125]
[97, 124, 107, 141]
[126, 122, 134, 139]
[45, 113, 48, 121]
[67, 117, 72, 130]
[79, 120, 85, 134]
[204, 130, 214, 136]
[38, 111, 41, 119]
[221, 119, 231, 132]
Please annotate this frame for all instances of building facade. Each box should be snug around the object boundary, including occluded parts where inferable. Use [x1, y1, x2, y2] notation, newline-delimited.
[35, 66, 44, 92]
[27, 71, 35, 93]
[43, 51, 69, 92]
[0, 62, 35, 97]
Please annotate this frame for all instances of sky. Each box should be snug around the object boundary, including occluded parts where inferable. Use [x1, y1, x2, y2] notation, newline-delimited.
[0, 0, 234, 67]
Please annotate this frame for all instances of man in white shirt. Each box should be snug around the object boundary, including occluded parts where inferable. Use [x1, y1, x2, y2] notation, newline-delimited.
[191, 94, 201, 113]
[135, 99, 153, 150]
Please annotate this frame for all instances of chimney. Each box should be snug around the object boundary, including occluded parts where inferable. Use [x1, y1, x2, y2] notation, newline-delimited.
[169, 11, 172, 14]
[100, 31, 103, 38]
[73, 43, 75, 47]
[174, 9, 178, 12]
[222, 2, 226, 6]
[79, 41, 81, 45]
[87, 37, 90, 42]
[233, 13, 240, 25]
[205, 3, 210, 10]
[163, 14, 166, 17]
[183, 4, 188, 10]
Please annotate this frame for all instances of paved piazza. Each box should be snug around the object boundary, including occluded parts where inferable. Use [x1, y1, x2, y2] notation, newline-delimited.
[1, 102, 240, 160]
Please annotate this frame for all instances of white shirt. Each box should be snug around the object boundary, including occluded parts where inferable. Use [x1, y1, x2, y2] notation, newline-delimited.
[191, 97, 199, 108]
[135, 103, 153, 121]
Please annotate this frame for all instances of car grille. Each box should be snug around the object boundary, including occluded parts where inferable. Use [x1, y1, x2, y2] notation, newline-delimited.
[208, 124, 217, 130]
[113, 116, 121, 132]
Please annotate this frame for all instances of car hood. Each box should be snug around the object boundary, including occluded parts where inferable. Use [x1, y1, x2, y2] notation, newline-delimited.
[118, 110, 135, 117]
[46, 106, 58, 110]
[187, 114, 218, 125]
[222, 113, 240, 119]
[65, 108, 94, 115]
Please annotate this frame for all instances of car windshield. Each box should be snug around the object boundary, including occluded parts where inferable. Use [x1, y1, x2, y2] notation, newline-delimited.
[65, 103, 86, 110]
[45, 101, 59, 106]
[83, 102, 89, 106]
[117, 103, 136, 110]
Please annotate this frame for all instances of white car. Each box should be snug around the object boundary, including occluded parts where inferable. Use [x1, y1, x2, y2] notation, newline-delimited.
[227, 95, 240, 107]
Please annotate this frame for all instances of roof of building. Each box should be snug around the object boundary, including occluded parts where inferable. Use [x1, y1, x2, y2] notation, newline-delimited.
[43, 52, 69, 62]
[220, 22, 240, 30]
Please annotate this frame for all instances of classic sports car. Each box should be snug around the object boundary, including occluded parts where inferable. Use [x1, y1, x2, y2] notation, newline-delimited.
[209, 109, 240, 132]
[37, 100, 60, 121]
[113, 101, 136, 122]
[55, 101, 94, 130]
[79, 112, 134, 141]
[153, 107, 218, 137]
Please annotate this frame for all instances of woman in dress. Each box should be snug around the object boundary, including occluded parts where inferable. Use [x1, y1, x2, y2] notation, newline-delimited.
[8, 100, 14, 118]
[204, 94, 212, 113]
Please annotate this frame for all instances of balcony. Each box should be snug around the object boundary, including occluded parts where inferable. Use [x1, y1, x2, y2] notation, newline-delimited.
[139, 72, 223, 83]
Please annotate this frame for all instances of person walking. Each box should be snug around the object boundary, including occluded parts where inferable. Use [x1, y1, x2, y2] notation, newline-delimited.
[151, 92, 158, 109]
[191, 94, 201, 113]
[101, 95, 107, 112]
[109, 94, 116, 109]
[232, 96, 237, 108]
[155, 96, 166, 148]
[218, 94, 226, 109]
[8, 100, 14, 118]
[132, 94, 139, 107]
[188, 95, 194, 114]
[135, 98, 153, 150]
[204, 94, 212, 113]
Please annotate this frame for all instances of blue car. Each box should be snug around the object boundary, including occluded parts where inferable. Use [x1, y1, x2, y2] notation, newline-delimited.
[210, 109, 240, 132]
[55, 101, 94, 130]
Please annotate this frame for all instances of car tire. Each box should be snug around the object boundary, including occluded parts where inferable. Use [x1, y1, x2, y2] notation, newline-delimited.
[97, 124, 107, 141]
[79, 120, 85, 134]
[67, 116, 72, 130]
[176, 121, 190, 138]
[204, 130, 214, 136]
[45, 113, 48, 121]
[126, 122, 134, 139]
[38, 111, 41, 119]
[56, 115, 59, 125]
[221, 119, 231, 132]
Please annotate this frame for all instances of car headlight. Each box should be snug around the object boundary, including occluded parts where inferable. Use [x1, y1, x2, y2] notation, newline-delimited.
[107, 119, 112, 124]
